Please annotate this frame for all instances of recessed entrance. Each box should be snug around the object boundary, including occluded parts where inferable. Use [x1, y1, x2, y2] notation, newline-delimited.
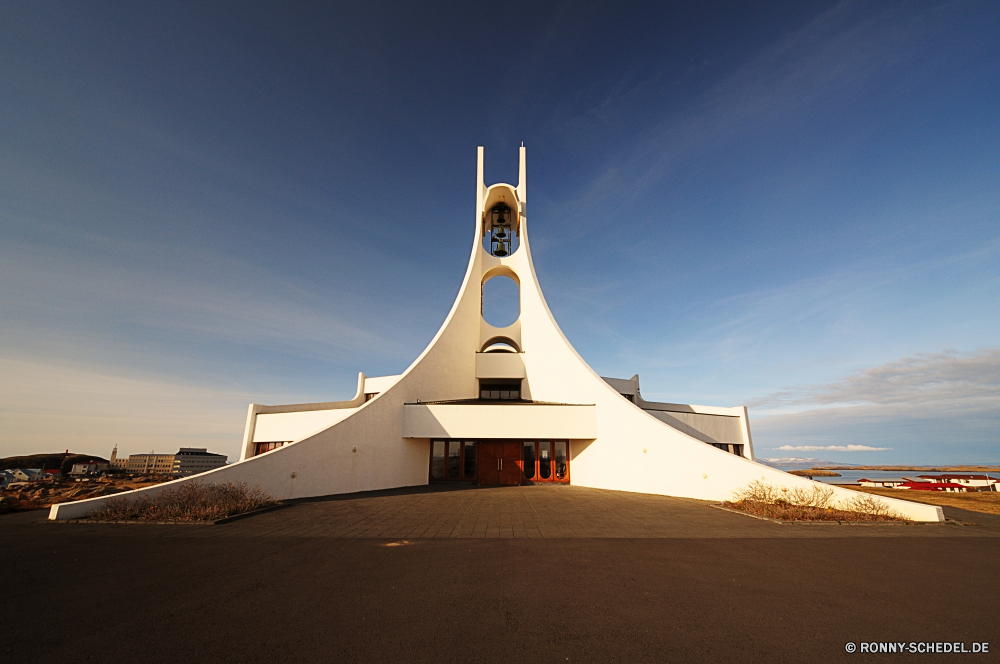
[429, 439, 570, 485]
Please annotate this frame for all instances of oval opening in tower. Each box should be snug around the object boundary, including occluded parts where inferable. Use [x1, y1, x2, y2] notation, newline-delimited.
[482, 202, 520, 256]
[482, 275, 519, 328]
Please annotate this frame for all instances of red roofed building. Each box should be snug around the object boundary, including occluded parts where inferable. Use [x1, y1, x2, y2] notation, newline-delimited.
[917, 474, 997, 491]
[900, 481, 975, 492]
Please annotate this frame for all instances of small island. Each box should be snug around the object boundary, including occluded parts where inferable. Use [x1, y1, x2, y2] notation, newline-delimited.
[788, 469, 841, 477]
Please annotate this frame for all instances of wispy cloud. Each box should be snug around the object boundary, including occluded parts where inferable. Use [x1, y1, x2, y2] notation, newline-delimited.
[0, 356, 317, 460]
[566, 1, 935, 215]
[748, 348, 1000, 462]
[0, 230, 413, 366]
[776, 445, 890, 452]
[751, 348, 1000, 410]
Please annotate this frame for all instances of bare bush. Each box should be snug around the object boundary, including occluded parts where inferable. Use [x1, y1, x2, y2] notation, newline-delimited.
[840, 493, 904, 520]
[726, 478, 906, 521]
[786, 484, 835, 508]
[732, 479, 780, 504]
[88, 481, 276, 522]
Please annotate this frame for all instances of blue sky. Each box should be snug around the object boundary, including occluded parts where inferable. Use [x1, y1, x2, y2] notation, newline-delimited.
[1, 1, 998, 464]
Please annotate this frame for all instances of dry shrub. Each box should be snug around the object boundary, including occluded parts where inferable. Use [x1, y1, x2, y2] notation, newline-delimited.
[725, 478, 906, 521]
[733, 479, 834, 508]
[732, 478, 780, 504]
[88, 481, 276, 521]
[842, 492, 905, 520]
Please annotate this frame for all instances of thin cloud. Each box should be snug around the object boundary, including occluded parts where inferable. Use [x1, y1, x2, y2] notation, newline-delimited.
[748, 351, 1000, 461]
[751, 348, 1000, 410]
[566, 1, 934, 215]
[0, 356, 321, 460]
[776, 445, 890, 452]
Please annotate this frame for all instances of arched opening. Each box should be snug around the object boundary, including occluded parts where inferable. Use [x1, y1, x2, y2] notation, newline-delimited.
[483, 341, 517, 353]
[481, 335, 520, 353]
[482, 202, 520, 256]
[482, 275, 519, 328]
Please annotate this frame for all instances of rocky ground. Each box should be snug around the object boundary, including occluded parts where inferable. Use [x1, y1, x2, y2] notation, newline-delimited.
[0, 474, 170, 514]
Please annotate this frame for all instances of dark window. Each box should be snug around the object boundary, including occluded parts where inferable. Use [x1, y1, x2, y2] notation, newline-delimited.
[447, 441, 462, 479]
[622, 394, 635, 403]
[431, 440, 477, 482]
[254, 441, 286, 456]
[479, 380, 521, 400]
[523, 441, 536, 480]
[554, 441, 567, 479]
[431, 441, 445, 479]
[463, 442, 477, 480]
[710, 442, 744, 457]
[364, 392, 378, 402]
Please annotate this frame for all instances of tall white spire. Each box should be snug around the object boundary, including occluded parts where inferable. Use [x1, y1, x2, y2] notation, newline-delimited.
[517, 143, 526, 205]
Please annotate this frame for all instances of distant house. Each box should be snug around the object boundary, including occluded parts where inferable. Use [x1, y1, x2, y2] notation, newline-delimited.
[858, 478, 909, 488]
[917, 474, 997, 491]
[69, 462, 109, 476]
[859, 474, 997, 492]
[899, 481, 975, 492]
[8, 469, 43, 483]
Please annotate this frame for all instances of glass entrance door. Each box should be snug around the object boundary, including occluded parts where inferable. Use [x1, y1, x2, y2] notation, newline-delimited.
[521, 440, 570, 483]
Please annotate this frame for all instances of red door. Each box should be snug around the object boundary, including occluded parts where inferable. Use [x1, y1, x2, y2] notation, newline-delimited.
[478, 441, 522, 485]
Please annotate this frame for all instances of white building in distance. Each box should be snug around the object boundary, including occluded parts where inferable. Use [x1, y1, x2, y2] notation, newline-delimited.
[49, 147, 943, 522]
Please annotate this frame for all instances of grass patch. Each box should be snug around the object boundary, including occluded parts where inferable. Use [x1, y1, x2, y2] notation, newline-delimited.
[88, 481, 276, 522]
[722, 479, 906, 521]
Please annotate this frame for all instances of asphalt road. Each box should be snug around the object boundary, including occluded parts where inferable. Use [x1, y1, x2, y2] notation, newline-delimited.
[2, 492, 997, 663]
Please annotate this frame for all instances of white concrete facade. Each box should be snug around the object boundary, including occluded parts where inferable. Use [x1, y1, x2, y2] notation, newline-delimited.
[48, 147, 944, 522]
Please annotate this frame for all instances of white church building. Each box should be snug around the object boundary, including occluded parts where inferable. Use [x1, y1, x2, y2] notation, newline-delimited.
[49, 147, 944, 522]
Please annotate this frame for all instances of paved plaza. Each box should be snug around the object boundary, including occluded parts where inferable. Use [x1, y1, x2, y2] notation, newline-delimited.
[3, 485, 998, 663]
[203, 484, 1000, 539]
[28, 483, 1000, 538]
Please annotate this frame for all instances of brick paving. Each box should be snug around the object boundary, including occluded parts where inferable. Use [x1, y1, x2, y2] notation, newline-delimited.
[88, 483, 997, 539]
[18, 483, 999, 538]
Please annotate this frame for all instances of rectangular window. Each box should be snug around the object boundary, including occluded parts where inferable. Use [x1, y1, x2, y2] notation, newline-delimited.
[254, 441, 286, 456]
[430, 441, 445, 480]
[554, 441, 567, 479]
[479, 380, 521, 400]
[447, 441, 462, 479]
[463, 442, 477, 480]
[431, 440, 477, 482]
